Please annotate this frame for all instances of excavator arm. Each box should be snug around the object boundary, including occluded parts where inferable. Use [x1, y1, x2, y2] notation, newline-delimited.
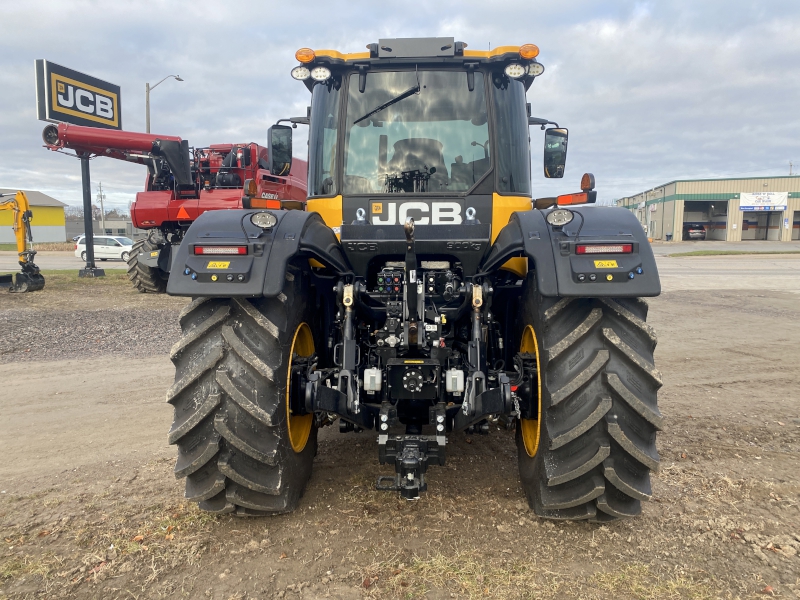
[0, 191, 45, 292]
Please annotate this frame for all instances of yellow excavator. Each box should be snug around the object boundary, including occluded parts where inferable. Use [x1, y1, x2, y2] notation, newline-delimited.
[0, 191, 45, 292]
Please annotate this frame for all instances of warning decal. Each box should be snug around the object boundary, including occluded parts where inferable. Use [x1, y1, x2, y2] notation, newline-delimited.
[594, 260, 618, 268]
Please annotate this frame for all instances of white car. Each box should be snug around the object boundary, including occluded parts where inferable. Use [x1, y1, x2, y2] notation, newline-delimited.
[74, 235, 134, 262]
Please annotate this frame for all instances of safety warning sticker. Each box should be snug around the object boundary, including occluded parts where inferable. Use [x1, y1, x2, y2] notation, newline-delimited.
[206, 261, 230, 269]
[594, 260, 618, 268]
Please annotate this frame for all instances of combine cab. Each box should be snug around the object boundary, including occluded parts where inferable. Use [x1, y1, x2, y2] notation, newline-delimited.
[165, 38, 663, 521]
[43, 123, 307, 292]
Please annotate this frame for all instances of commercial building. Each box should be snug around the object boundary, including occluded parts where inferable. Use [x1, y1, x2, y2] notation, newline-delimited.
[0, 188, 67, 243]
[616, 176, 800, 242]
[65, 218, 145, 241]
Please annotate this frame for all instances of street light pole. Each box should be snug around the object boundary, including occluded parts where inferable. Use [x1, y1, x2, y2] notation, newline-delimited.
[145, 75, 183, 133]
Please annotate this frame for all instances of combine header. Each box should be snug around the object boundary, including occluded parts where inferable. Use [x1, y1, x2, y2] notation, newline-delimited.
[42, 123, 307, 292]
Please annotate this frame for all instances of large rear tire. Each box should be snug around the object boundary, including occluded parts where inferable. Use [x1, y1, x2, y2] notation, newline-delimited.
[515, 273, 663, 521]
[167, 265, 318, 515]
[126, 232, 168, 294]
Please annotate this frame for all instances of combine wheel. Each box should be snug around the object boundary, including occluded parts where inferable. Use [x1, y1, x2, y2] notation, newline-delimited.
[167, 265, 318, 515]
[515, 272, 663, 521]
[126, 232, 168, 293]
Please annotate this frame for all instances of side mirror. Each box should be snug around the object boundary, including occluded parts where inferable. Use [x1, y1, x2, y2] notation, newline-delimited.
[268, 124, 293, 176]
[543, 127, 568, 179]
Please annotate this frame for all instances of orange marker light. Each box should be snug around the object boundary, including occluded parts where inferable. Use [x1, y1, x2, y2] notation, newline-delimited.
[295, 48, 316, 63]
[519, 44, 539, 60]
[557, 192, 588, 206]
[580, 173, 596, 191]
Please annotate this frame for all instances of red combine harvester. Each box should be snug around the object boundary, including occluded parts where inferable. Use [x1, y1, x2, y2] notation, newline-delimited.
[42, 123, 307, 292]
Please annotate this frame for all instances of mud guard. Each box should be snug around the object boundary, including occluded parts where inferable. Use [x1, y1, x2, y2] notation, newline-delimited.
[137, 243, 175, 273]
[481, 206, 660, 297]
[166, 209, 350, 297]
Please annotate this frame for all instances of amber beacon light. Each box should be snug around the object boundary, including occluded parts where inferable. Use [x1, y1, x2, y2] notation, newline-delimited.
[295, 48, 316, 63]
[519, 44, 539, 59]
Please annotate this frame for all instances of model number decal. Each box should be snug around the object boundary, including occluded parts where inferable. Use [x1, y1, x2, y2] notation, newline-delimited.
[207, 261, 231, 269]
[446, 241, 483, 251]
[594, 260, 618, 268]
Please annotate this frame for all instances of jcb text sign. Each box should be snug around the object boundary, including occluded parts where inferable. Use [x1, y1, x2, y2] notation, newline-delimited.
[35, 60, 122, 129]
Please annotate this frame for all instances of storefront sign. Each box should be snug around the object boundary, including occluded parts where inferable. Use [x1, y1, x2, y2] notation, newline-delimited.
[740, 192, 787, 211]
[35, 60, 121, 129]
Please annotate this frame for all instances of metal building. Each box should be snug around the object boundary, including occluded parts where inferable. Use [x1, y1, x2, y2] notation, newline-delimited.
[616, 176, 800, 242]
[0, 188, 67, 243]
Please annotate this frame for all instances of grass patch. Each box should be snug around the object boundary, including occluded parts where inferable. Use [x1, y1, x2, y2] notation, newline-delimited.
[668, 250, 800, 257]
[0, 553, 57, 581]
[35, 269, 130, 290]
[594, 564, 717, 600]
[0, 242, 74, 251]
[361, 552, 720, 599]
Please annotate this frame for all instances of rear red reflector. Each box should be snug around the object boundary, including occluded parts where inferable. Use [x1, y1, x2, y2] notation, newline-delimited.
[250, 199, 281, 209]
[557, 192, 588, 206]
[194, 246, 248, 255]
[576, 244, 632, 255]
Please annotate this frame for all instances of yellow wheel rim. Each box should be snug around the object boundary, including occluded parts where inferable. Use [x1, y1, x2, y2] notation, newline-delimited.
[286, 322, 314, 453]
[519, 324, 542, 457]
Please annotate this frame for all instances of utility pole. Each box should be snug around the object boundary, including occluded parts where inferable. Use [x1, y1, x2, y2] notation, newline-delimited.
[97, 182, 106, 235]
[790, 161, 794, 176]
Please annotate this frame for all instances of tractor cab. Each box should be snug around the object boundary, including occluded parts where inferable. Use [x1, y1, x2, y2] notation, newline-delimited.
[272, 38, 565, 238]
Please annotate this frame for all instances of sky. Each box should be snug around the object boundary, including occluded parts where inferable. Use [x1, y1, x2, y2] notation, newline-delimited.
[1, 0, 798, 210]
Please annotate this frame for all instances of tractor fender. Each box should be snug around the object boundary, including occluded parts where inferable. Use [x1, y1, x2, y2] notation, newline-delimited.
[137, 242, 174, 273]
[166, 209, 349, 297]
[481, 206, 660, 297]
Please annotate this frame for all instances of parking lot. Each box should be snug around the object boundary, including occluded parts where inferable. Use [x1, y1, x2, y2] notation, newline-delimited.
[1, 251, 799, 599]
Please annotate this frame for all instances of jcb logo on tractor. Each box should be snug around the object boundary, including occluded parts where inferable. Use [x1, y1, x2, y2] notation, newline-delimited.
[345, 242, 378, 252]
[371, 201, 462, 225]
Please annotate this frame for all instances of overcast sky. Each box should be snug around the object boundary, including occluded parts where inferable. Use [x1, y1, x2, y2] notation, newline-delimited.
[1, 0, 798, 209]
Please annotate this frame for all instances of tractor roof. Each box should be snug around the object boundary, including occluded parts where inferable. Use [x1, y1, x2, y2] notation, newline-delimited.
[296, 37, 540, 67]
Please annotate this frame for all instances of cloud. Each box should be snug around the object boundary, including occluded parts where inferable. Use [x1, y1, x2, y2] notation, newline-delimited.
[0, 0, 798, 207]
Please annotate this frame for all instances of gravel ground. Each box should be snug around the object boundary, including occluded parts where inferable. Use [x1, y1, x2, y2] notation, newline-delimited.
[0, 261, 799, 599]
[0, 308, 180, 363]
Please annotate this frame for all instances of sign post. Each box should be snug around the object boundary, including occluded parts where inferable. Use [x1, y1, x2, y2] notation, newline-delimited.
[36, 60, 122, 277]
[78, 155, 103, 277]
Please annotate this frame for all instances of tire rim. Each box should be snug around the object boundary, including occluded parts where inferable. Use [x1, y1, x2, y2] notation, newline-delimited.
[519, 324, 542, 457]
[286, 322, 314, 453]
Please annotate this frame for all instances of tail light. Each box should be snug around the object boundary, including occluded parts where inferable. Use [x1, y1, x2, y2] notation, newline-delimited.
[193, 246, 248, 255]
[576, 244, 633, 254]
[249, 199, 281, 209]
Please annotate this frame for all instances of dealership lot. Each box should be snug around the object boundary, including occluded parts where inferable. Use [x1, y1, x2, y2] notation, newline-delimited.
[1, 254, 799, 599]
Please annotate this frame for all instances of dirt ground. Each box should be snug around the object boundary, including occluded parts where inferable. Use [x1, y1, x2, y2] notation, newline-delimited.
[1, 258, 799, 599]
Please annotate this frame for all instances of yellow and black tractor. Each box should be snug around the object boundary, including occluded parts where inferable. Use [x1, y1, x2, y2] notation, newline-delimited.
[0, 191, 45, 293]
[164, 38, 663, 521]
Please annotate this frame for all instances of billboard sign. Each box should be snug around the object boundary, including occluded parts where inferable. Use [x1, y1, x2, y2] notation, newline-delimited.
[35, 60, 121, 129]
[740, 192, 787, 211]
